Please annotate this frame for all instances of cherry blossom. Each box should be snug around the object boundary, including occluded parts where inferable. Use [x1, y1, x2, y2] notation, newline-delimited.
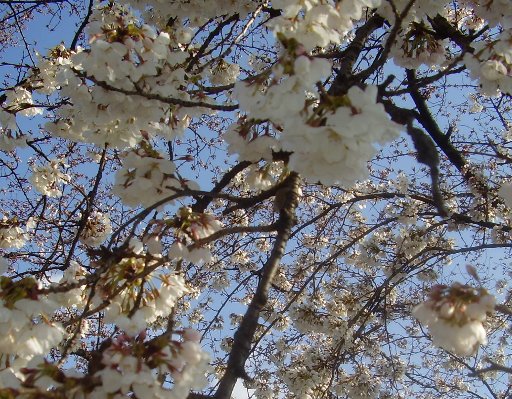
[413, 284, 496, 356]
[0, 217, 27, 249]
[1, 1, 512, 398]
[29, 160, 69, 197]
[79, 211, 112, 247]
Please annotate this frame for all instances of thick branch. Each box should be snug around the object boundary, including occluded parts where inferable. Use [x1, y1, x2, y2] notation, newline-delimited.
[70, 0, 93, 50]
[406, 69, 488, 194]
[328, 14, 384, 96]
[192, 161, 251, 213]
[186, 14, 240, 72]
[214, 173, 300, 399]
[76, 71, 238, 112]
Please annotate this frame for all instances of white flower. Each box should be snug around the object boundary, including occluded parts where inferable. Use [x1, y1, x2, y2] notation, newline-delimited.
[209, 60, 240, 86]
[282, 85, 401, 185]
[0, 290, 65, 371]
[169, 241, 189, 259]
[145, 235, 163, 256]
[499, 182, 512, 208]
[465, 295, 496, 321]
[481, 59, 508, 81]
[412, 284, 495, 356]
[79, 211, 112, 246]
[246, 167, 275, 190]
[429, 320, 487, 356]
[186, 247, 213, 264]
[111, 150, 185, 208]
[0, 368, 22, 389]
[4, 87, 42, 117]
[224, 124, 280, 162]
[0, 217, 27, 249]
[30, 160, 68, 197]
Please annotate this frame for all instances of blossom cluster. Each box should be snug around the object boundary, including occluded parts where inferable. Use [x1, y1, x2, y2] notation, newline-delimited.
[282, 85, 400, 185]
[2, 87, 42, 117]
[232, 51, 400, 185]
[0, 276, 66, 373]
[93, 331, 209, 398]
[389, 26, 447, 69]
[79, 211, 112, 247]
[464, 28, 512, 96]
[112, 146, 197, 208]
[164, 207, 223, 265]
[0, 107, 25, 152]
[0, 0, 511, 398]
[0, 329, 209, 398]
[209, 60, 241, 86]
[30, 4, 196, 148]
[29, 159, 69, 197]
[95, 243, 189, 336]
[0, 217, 27, 249]
[123, 0, 258, 27]
[268, 0, 382, 50]
[376, 0, 445, 24]
[413, 283, 496, 356]
[460, 0, 511, 27]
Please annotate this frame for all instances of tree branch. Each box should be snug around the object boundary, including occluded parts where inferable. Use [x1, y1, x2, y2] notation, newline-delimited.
[214, 172, 300, 399]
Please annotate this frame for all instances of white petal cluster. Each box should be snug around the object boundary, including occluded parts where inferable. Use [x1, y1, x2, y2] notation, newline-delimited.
[98, 253, 189, 336]
[209, 60, 241, 86]
[0, 279, 65, 372]
[93, 332, 209, 399]
[460, 0, 512, 27]
[269, 0, 382, 50]
[413, 283, 495, 356]
[169, 242, 214, 265]
[0, 217, 27, 249]
[377, 0, 447, 25]
[122, 0, 258, 27]
[0, 109, 26, 152]
[230, 55, 328, 165]
[289, 303, 329, 334]
[167, 207, 223, 264]
[389, 29, 447, 69]
[29, 159, 69, 197]
[499, 182, 512, 209]
[79, 211, 112, 246]
[3, 87, 42, 117]
[233, 51, 400, 184]
[235, 56, 331, 125]
[224, 124, 280, 163]
[464, 29, 512, 96]
[345, 368, 380, 399]
[245, 164, 278, 190]
[283, 85, 400, 185]
[280, 364, 331, 399]
[178, 206, 223, 241]
[30, 44, 73, 94]
[112, 149, 186, 208]
[38, 5, 193, 148]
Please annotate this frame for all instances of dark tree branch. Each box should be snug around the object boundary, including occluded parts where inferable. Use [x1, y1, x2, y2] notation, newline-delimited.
[214, 172, 300, 399]
[70, 0, 94, 50]
[186, 14, 240, 72]
[62, 146, 108, 270]
[354, 0, 416, 83]
[192, 161, 251, 213]
[75, 70, 239, 111]
[406, 121, 448, 216]
[406, 69, 488, 195]
[327, 14, 384, 96]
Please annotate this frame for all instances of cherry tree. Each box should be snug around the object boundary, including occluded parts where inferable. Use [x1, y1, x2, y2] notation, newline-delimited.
[1, 0, 512, 398]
